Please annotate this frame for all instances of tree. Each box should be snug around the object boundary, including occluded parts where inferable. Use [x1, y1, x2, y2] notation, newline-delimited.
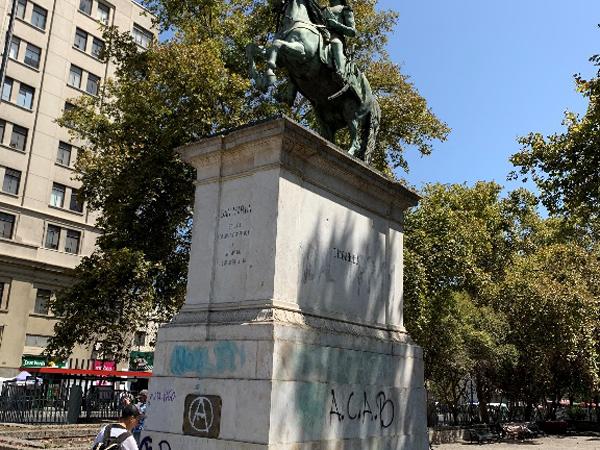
[403, 182, 522, 422]
[511, 52, 600, 227]
[46, 0, 449, 360]
[499, 242, 600, 419]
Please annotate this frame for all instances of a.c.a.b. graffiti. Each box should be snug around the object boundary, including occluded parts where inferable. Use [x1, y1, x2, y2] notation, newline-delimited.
[329, 389, 395, 429]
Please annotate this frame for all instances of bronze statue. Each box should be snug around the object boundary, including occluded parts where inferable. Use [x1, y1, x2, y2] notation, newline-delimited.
[247, 0, 380, 164]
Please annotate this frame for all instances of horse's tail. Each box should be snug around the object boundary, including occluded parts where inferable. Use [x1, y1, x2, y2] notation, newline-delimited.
[363, 99, 381, 165]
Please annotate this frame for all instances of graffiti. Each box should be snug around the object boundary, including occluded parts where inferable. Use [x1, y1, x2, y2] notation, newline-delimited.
[148, 389, 177, 404]
[189, 397, 214, 432]
[329, 389, 395, 429]
[139, 437, 171, 450]
[332, 248, 361, 266]
[183, 394, 222, 438]
[169, 341, 246, 376]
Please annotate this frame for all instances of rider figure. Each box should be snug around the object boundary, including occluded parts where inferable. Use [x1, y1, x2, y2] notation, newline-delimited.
[323, 0, 357, 79]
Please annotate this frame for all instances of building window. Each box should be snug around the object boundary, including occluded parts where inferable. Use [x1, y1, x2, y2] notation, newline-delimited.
[50, 183, 65, 207]
[2, 169, 21, 195]
[17, 83, 34, 109]
[0, 212, 15, 239]
[34, 289, 51, 315]
[0, 121, 5, 142]
[17, 0, 27, 19]
[25, 334, 49, 348]
[97, 2, 109, 24]
[2, 78, 13, 102]
[56, 141, 72, 166]
[91, 37, 104, 59]
[16, 0, 27, 19]
[86, 73, 100, 95]
[45, 224, 60, 249]
[64, 229, 81, 254]
[10, 125, 27, 151]
[132, 24, 152, 48]
[79, 0, 92, 15]
[69, 189, 83, 212]
[133, 331, 146, 347]
[74, 28, 87, 51]
[0, 281, 8, 310]
[9, 37, 20, 59]
[31, 4, 47, 29]
[68, 65, 82, 89]
[24, 43, 41, 68]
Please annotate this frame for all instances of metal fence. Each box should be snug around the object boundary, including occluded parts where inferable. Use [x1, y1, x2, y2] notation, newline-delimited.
[428, 403, 510, 427]
[0, 378, 133, 424]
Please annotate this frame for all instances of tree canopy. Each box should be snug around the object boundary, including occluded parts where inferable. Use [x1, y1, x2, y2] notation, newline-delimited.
[511, 52, 600, 227]
[404, 182, 600, 423]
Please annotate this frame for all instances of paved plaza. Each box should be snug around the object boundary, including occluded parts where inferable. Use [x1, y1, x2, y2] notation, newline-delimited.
[437, 436, 600, 449]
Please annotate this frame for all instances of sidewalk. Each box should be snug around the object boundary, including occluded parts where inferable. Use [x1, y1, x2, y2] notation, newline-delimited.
[436, 436, 600, 449]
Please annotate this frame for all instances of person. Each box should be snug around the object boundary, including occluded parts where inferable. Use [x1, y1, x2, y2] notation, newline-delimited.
[91, 404, 140, 450]
[132, 389, 148, 445]
[322, 0, 357, 78]
[120, 392, 133, 407]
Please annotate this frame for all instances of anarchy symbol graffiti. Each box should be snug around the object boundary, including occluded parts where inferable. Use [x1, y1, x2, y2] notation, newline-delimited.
[182, 394, 222, 438]
[188, 396, 214, 432]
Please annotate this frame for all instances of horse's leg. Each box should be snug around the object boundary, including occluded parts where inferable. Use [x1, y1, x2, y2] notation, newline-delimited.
[246, 44, 276, 92]
[315, 112, 336, 144]
[363, 101, 381, 164]
[267, 39, 306, 69]
[347, 118, 362, 158]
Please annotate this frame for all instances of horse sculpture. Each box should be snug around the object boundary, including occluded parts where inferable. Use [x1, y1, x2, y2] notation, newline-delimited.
[247, 0, 381, 163]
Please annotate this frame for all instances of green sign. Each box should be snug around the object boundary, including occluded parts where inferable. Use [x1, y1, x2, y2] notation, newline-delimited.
[129, 351, 153, 371]
[21, 355, 67, 369]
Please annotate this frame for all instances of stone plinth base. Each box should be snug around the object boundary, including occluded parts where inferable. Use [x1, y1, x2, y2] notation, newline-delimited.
[142, 118, 427, 449]
[143, 318, 427, 449]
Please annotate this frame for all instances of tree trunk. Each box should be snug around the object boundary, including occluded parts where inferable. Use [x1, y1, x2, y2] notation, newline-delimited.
[476, 380, 490, 424]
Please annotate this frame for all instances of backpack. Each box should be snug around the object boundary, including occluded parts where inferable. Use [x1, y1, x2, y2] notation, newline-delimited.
[92, 424, 132, 450]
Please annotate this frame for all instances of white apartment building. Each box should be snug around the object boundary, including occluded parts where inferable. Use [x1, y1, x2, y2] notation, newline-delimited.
[0, 0, 153, 376]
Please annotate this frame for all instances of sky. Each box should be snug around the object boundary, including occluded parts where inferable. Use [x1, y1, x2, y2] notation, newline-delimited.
[378, 0, 600, 193]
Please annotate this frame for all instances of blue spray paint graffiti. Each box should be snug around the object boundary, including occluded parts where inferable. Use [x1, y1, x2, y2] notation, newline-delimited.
[170, 341, 246, 376]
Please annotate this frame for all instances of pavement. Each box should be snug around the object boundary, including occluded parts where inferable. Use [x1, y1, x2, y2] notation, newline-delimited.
[436, 436, 600, 449]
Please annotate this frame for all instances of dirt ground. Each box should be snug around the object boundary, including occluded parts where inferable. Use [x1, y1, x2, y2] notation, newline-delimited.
[437, 436, 600, 449]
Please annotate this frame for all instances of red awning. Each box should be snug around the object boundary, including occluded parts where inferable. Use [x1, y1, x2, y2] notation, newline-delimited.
[22, 367, 152, 378]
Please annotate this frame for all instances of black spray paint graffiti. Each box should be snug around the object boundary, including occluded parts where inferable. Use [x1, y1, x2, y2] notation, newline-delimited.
[329, 390, 395, 429]
[139, 436, 171, 450]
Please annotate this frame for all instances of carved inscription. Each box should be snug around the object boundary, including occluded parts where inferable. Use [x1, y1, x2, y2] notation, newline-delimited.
[329, 389, 395, 429]
[217, 203, 252, 268]
[183, 394, 222, 438]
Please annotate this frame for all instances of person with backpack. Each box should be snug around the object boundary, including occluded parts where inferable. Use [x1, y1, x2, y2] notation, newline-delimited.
[92, 404, 140, 450]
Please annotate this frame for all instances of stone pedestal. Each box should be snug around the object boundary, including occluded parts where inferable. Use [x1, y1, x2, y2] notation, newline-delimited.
[142, 118, 427, 450]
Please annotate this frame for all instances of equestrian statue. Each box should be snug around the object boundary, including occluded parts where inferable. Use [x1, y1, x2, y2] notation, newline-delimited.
[247, 0, 381, 164]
